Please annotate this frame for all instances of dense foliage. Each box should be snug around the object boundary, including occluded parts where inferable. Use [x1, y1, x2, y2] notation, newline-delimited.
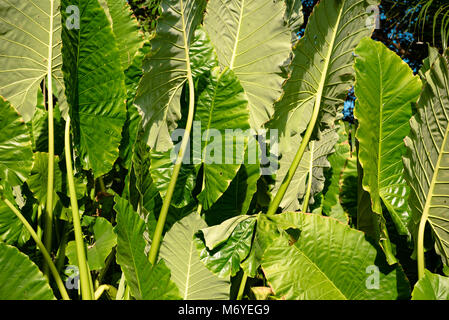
[0, 0, 448, 300]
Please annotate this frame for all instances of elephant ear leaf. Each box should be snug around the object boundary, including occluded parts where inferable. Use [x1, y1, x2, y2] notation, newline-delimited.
[0, 0, 65, 121]
[273, 127, 338, 212]
[412, 270, 449, 300]
[354, 38, 422, 237]
[61, 0, 127, 177]
[403, 52, 449, 266]
[160, 212, 230, 300]
[114, 196, 181, 300]
[204, 0, 292, 130]
[194, 67, 251, 210]
[261, 212, 410, 300]
[0, 242, 55, 300]
[135, 0, 207, 152]
[0, 97, 33, 186]
[269, 0, 379, 151]
[195, 215, 256, 278]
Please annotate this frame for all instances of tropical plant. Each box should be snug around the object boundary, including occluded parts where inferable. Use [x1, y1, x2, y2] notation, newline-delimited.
[0, 0, 449, 301]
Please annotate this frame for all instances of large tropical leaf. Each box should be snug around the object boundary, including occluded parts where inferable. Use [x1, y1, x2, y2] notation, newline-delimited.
[320, 123, 351, 223]
[412, 270, 449, 300]
[273, 128, 338, 211]
[134, 0, 207, 152]
[195, 215, 256, 278]
[261, 212, 410, 300]
[0, 97, 33, 186]
[99, 0, 145, 71]
[354, 38, 421, 237]
[26, 152, 62, 207]
[0, 0, 64, 121]
[66, 217, 117, 271]
[269, 0, 379, 151]
[160, 212, 230, 299]
[61, 0, 127, 177]
[114, 196, 180, 300]
[204, 0, 291, 130]
[403, 52, 449, 266]
[193, 67, 251, 210]
[284, 0, 304, 44]
[0, 242, 55, 300]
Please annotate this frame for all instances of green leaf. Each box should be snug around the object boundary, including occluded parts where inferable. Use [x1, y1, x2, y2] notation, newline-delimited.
[403, 52, 449, 266]
[0, 97, 34, 186]
[412, 270, 449, 300]
[61, 0, 127, 177]
[160, 212, 230, 299]
[135, 0, 207, 152]
[26, 152, 62, 207]
[189, 27, 218, 79]
[204, 162, 260, 226]
[204, 0, 291, 130]
[0, 183, 30, 245]
[99, 0, 145, 71]
[419, 46, 440, 79]
[261, 212, 410, 300]
[0, 0, 65, 121]
[66, 217, 117, 271]
[149, 149, 196, 209]
[195, 215, 256, 278]
[114, 195, 181, 300]
[0, 242, 55, 300]
[200, 215, 251, 250]
[273, 127, 338, 211]
[284, 0, 304, 44]
[354, 38, 421, 237]
[194, 67, 251, 210]
[269, 0, 378, 150]
[321, 124, 351, 223]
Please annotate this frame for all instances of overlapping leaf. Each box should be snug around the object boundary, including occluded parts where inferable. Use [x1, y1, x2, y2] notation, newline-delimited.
[269, 0, 379, 151]
[261, 212, 410, 300]
[115, 196, 180, 300]
[193, 67, 251, 210]
[61, 0, 127, 177]
[0, 0, 64, 121]
[204, 0, 292, 130]
[0, 97, 33, 186]
[273, 128, 338, 211]
[403, 52, 449, 266]
[0, 242, 55, 300]
[354, 38, 421, 237]
[412, 270, 449, 300]
[134, 0, 207, 152]
[195, 215, 256, 278]
[160, 212, 230, 299]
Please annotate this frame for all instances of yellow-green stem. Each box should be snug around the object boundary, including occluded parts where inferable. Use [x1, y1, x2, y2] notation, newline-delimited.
[302, 141, 314, 213]
[65, 117, 93, 300]
[2, 198, 69, 300]
[148, 0, 196, 265]
[236, 272, 248, 300]
[266, 102, 320, 216]
[44, 0, 55, 279]
[417, 213, 427, 279]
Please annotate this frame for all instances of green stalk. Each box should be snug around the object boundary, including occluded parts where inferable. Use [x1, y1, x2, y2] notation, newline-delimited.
[116, 273, 126, 300]
[266, 101, 320, 216]
[37, 204, 43, 241]
[64, 117, 93, 300]
[417, 214, 427, 279]
[301, 141, 314, 213]
[44, 0, 55, 278]
[148, 4, 196, 265]
[236, 272, 248, 300]
[2, 197, 70, 300]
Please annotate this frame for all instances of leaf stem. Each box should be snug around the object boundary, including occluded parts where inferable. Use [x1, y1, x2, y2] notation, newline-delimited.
[148, 0, 196, 265]
[417, 213, 427, 279]
[44, 0, 55, 279]
[266, 100, 320, 216]
[302, 141, 315, 213]
[64, 117, 93, 300]
[236, 272, 248, 300]
[2, 197, 69, 300]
